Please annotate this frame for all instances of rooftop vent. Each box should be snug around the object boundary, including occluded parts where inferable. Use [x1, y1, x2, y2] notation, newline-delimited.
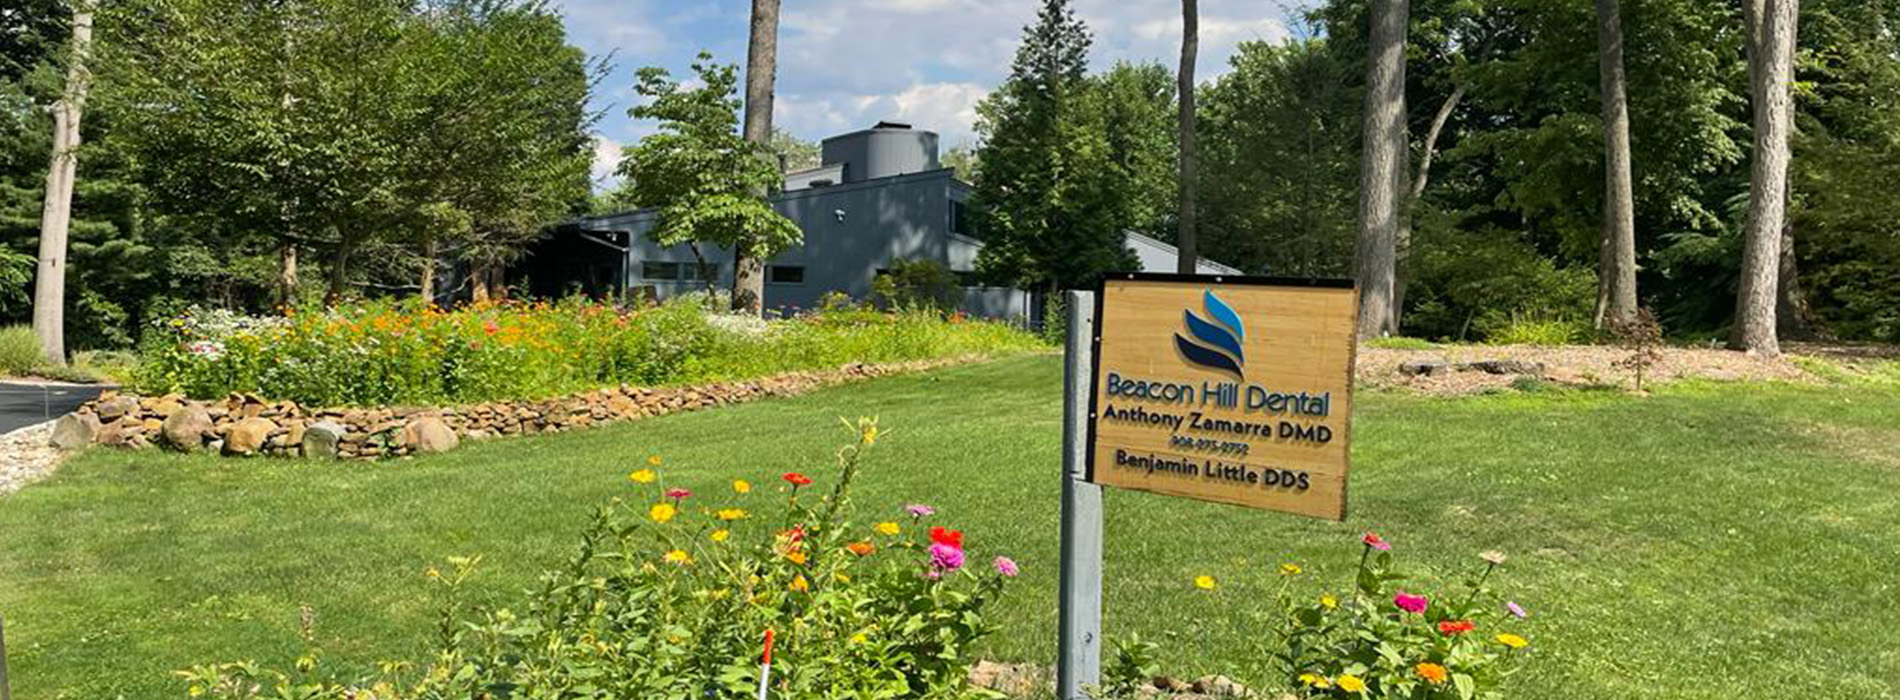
[820, 123, 940, 183]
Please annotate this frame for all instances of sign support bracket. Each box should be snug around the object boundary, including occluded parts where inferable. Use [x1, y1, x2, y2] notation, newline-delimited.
[1056, 290, 1102, 700]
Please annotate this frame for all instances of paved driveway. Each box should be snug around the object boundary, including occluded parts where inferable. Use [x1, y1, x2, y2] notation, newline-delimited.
[0, 382, 110, 434]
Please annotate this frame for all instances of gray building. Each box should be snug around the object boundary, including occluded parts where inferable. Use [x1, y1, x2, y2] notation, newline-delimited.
[518, 122, 1237, 320]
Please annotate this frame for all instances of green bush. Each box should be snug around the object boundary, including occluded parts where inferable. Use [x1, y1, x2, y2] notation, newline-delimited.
[0, 325, 41, 375]
[871, 258, 962, 314]
[1406, 225, 1596, 343]
[178, 421, 1020, 699]
[1478, 312, 1590, 347]
[1364, 336, 1439, 350]
[135, 297, 1045, 406]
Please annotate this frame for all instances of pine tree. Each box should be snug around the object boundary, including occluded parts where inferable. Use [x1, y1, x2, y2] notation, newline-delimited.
[972, 0, 1134, 293]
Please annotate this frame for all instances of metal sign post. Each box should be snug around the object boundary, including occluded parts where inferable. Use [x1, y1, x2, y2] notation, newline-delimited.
[1056, 290, 1102, 700]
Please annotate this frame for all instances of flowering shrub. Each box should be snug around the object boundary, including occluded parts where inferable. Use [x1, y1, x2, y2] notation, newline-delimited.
[137, 295, 1042, 406]
[177, 418, 1020, 699]
[1128, 534, 1533, 699]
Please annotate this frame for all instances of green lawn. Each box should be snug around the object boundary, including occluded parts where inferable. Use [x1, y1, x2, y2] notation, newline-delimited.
[2, 354, 1898, 699]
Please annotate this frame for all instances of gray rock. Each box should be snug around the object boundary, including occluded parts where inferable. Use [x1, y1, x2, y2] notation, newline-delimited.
[402, 416, 459, 453]
[161, 405, 214, 451]
[1459, 359, 1547, 375]
[1399, 358, 1452, 376]
[302, 421, 345, 459]
[49, 412, 101, 450]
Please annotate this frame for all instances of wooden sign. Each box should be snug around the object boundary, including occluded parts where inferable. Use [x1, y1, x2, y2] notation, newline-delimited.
[1085, 273, 1357, 520]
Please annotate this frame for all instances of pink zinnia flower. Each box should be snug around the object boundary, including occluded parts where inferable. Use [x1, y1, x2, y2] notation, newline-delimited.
[928, 542, 965, 571]
[906, 504, 935, 518]
[993, 556, 1019, 577]
[665, 488, 692, 502]
[1363, 532, 1392, 551]
[1507, 601, 1528, 619]
[1394, 592, 1429, 614]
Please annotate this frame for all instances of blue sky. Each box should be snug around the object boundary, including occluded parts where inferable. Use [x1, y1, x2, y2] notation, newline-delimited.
[552, 0, 1305, 187]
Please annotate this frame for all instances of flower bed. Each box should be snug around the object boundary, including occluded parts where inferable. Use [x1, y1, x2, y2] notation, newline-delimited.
[137, 297, 1043, 407]
[179, 420, 1022, 698]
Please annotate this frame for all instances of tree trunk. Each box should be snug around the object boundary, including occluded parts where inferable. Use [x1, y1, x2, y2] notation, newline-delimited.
[33, 7, 92, 366]
[1175, 0, 1199, 275]
[1731, 0, 1797, 355]
[1595, 0, 1639, 329]
[1354, 0, 1410, 340]
[1396, 83, 1464, 328]
[327, 242, 351, 305]
[278, 241, 298, 309]
[471, 261, 489, 304]
[732, 0, 781, 316]
[1775, 185, 1818, 339]
[419, 238, 436, 306]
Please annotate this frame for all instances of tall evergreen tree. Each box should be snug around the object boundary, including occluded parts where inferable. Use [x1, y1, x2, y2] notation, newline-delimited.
[972, 0, 1135, 293]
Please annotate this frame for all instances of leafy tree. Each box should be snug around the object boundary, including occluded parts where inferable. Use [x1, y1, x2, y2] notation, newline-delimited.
[1199, 39, 1358, 277]
[971, 0, 1137, 292]
[617, 54, 799, 297]
[770, 128, 820, 172]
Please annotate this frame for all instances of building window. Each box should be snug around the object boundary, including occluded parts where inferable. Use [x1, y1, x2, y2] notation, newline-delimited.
[641, 261, 719, 281]
[950, 200, 974, 236]
[768, 265, 806, 285]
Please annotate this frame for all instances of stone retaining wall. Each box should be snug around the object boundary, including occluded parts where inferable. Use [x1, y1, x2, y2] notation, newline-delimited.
[48, 359, 965, 459]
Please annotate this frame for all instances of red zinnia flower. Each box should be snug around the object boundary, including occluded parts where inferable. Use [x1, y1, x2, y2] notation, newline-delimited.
[782, 472, 812, 487]
[1362, 532, 1392, 551]
[1438, 619, 1475, 635]
[665, 488, 692, 502]
[929, 526, 964, 550]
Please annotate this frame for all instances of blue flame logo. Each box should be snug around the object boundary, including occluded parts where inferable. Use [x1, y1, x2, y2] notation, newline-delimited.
[1174, 289, 1246, 377]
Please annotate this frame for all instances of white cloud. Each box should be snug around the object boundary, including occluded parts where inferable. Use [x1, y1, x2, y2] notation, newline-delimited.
[591, 133, 624, 187]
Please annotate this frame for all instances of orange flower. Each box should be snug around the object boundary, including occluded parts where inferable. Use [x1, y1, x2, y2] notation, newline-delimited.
[1415, 662, 1449, 685]
[847, 541, 875, 556]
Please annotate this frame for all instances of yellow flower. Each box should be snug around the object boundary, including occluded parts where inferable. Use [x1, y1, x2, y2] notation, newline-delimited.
[664, 549, 691, 565]
[1280, 563, 1303, 576]
[1194, 575, 1217, 590]
[789, 575, 809, 592]
[874, 521, 901, 536]
[732, 479, 752, 494]
[834, 572, 851, 583]
[646, 455, 663, 467]
[425, 567, 441, 580]
[629, 469, 656, 484]
[1298, 673, 1332, 688]
[1496, 633, 1529, 649]
[786, 550, 808, 565]
[649, 502, 677, 523]
[717, 508, 749, 521]
[711, 529, 730, 543]
[1320, 594, 1338, 610]
[1337, 675, 1367, 693]
[850, 632, 869, 645]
